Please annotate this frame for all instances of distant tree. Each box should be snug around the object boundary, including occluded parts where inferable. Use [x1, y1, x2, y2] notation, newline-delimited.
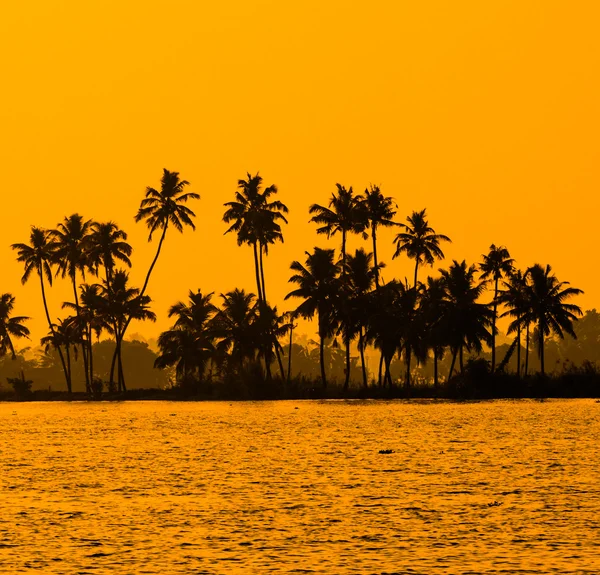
[286, 248, 341, 388]
[393, 209, 451, 287]
[479, 244, 514, 372]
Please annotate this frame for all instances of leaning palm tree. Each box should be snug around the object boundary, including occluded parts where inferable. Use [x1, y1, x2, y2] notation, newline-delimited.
[361, 185, 398, 288]
[440, 260, 493, 378]
[479, 244, 514, 372]
[135, 169, 199, 297]
[286, 248, 341, 388]
[11, 227, 71, 392]
[49, 214, 94, 388]
[512, 264, 583, 376]
[0, 294, 30, 359]
[393, 209, 451, 287]
[309, 184, 367, 388]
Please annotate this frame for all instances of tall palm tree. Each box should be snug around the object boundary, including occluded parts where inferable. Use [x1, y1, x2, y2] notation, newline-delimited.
[135, 169, 199, 296]
[286, 248, 341, 388]
[223, 173, 288, 304]
[49, 214, 94, 389]
[497, 269, 528, 377]
[512, 264, 583, 376]
[440, 260, 493, 378]
[361, 185, 397, 288]
[393, 209, 451, 287]
[479, 244, 514, 372]
[0, 294, 30, 359]
[309, 184, 367, 388]
[11, 227, 71, 392]
[155, 290, 217, 386]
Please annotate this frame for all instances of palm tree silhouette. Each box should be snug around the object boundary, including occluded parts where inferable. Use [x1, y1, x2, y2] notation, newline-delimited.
[155, 290, 217, 387]
[309, 184, 367, 388]
[361, 185, 397, 288]
[41, 317, 78, 389]
[345, 248, 380, 387]
[440, 260, 493, 378]
[11, 227, 72, 392]
[393, 209, 451, 287]
[498, 269, 528, 377]
[49, 214, 93, 389]
[0, 294, 30, 359]
[479, 244, 514, 373]
[421, 276, 448, 390]
[135, 169, 199, 296]
[286, 248, 341, 388]
[513, 264, 583, 376]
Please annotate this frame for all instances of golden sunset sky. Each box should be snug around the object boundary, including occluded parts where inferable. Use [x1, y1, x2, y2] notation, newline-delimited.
[1, 1, 599, 343]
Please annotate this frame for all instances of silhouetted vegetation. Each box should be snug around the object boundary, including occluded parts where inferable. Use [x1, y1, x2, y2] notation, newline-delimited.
[5, 171, 597, 401]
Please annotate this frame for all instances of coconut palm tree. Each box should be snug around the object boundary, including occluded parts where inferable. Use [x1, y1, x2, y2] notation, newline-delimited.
[421, 276, 448, 390]
[87, 221, 132, 283]
[135, 169, 199, 296]
[155, 290, 217, 386]
[223, 173, 288, 304]
[11, 227, 71, 392]
[286, 248, 341, 388]
[361, 185, 397, 288]
[309, 184, 367, 388]
[393, 209, 451, 287]
[0, 294, 30, 359]
[49, 214, 94, 388]
[479, 244, 514, 372]
[345, 248, 380, 387]
[497, 269, 528, 377]
[440, 260, 493, 378]
[512, 264, 583, 376]
[41, 317, 78, 390]
[211, 289, 261, 374]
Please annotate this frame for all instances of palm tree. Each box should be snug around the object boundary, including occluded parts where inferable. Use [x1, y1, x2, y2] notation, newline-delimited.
[393, 209, 451, 287]
[223, 173, 288, 304]
[345, 249, 379, 387]
[361, 185, 397, 288]
[49, 214, 94, 389]
[135, 169, 199, 296]
[155, 290, 217, 386]
[440, 260, 493, 378]
[497, 269, 528, 377]
[309, 184, 367, 388]
[41, 317, 78, 390]
[0, 294, 30, 359]
[513, 264, 583, 376]
[211, 289, 260, 374]
[11, 227, 71, 392]
[421, 276, 448, 390]
[479, 244, 514, 372]
[286, 248, 341, 387]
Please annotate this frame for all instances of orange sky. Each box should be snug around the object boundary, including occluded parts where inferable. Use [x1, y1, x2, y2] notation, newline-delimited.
[1, 1, 599, 344]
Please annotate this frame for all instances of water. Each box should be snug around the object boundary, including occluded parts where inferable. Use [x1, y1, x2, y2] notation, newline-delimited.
[1, 399, 599, 574]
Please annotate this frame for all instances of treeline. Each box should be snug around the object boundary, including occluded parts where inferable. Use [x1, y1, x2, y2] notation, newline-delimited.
[2, 169, 592, 399]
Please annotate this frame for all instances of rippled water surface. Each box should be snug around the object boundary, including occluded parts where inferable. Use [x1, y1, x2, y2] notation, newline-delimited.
[1, 399, 600, 574]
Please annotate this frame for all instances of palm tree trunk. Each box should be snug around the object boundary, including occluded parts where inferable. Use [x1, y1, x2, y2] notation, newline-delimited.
[525, 323, 530, 376]
[287, 323, 293, 384]
[252, 242, 264, 303]
[359, 327, 367, 388]
[39, 268, 71, 393]
[342, 231, 351, 390]
[71, 274, 90, 393]
[434, 347, 439, 395]
[448, 347, 458, 380]
[109, 339, 118, 390]
[491, 278, 498, 372]
[539, 320, 545, 376]
[516, 323, 521, 378]
[319, 330, 327, 388]
[372, 225, 380, 288]
[459, 345, 464, 375]
[414, 259, 419, 288]
[274, 341, 285, 380]
[385, 356, 392, 387]
[118, 337, 126, 391]
[88, 327, 94, 388]
[378, 353, 383, 386]
[259, 244, 267, 303]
